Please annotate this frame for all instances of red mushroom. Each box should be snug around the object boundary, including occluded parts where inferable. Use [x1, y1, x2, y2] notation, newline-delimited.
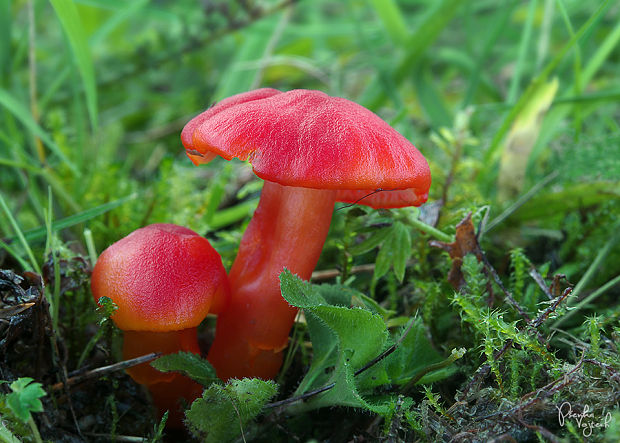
[181, 89, 431, 381]
[91, 223, 229, 426]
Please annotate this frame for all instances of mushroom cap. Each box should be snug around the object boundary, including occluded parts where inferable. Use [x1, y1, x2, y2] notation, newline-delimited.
[91, 224, 229, 332]
[181, 89, 431, 208]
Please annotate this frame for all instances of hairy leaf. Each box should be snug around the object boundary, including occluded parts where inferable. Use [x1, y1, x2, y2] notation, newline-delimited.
[185, 378, 277, 442]
[280, 271, 457, 415]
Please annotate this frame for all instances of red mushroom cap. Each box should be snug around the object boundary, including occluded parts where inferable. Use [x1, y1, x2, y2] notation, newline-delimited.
[91, 224, 229, 332]
[181, 89, 431, 208]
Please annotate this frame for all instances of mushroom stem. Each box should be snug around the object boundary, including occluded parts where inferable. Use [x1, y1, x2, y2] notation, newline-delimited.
[123, 328, 202, 425]
[208, 181, 336, 380]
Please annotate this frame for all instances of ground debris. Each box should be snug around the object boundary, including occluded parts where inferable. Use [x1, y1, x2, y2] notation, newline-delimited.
[42, 254, 91, 298]
[430, 212, 482, 288]
[0, 269, 48, 357]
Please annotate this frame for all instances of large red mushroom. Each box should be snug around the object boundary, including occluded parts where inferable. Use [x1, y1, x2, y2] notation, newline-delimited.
[181, 89, 431, 381]
[91, 223, 229, 426]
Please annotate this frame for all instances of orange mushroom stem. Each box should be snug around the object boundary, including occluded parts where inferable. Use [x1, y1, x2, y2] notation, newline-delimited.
[207, 182, 336, 379]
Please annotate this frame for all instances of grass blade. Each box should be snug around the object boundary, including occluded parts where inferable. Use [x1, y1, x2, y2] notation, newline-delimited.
[45, 187, 61, 331]
[0, 88, 79, 175]
[214, 14, 282, 101]
[368, 0, 409, 47]
[507, 0, 538, 103]
[0, 238, 32, 271]
[89, 0, 149, 47]
[4, 192, 139, 243]
[0, 192, 41, 273]
[361, 0, 464, 110]
[552, 225, 620, 329]
[412, 66, 452, 128]
[50, 0, 98, 131]
[525, 13, 620, 175]
[481, 0, 612, 176]
[0, 0, 10, 86]
[461, 1, 515, 108]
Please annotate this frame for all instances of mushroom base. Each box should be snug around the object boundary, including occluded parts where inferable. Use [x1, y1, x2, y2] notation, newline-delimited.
[149, 375, 203, 429]
[123, 328, 201, 385]
[123, 328, 203, 428]
[208, 181, 336, 380]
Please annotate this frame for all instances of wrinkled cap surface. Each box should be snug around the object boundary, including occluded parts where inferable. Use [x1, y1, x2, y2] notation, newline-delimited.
[91, 224, 229, 332]
[181, 89, 431, 208]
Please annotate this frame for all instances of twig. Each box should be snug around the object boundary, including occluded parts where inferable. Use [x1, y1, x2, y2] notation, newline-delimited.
[583, 359, 620, 383]
[460, 340, 513, 398]
[531, 287, 572, 328]
[50, 353, 161, 392]
[311, 263, 376, 281]
[516, 420, 561, 443]
[266, 381, 335, 409]
[50, 329, 83, 439]
[354, 318, 417, 377]
[479, 250, 548, 346]
[554, 273, 620, 329]
[82, 434, 145, 442]
[528, 266, 554, 300]
[480, 248, 547, 354]
[479, 251, 532, 324]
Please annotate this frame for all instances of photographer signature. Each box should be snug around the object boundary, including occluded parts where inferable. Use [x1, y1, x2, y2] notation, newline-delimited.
[556, 402, 612, 437]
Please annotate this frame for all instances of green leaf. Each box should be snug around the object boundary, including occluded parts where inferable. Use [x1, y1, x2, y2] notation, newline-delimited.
[497, 77, 559, 198]
[185, 378, 277, 442]
[0, 420, 20, 443]
[280, 271, 389, 412]
[348, 226, 392, 256]
[280, 272, 459, 414]
[50, 0, 98, 130]
[384, 318, 455, 385]
[151, 352, 219, 387]
[375, 221, 412, 282]
[5, 378, 46, 423]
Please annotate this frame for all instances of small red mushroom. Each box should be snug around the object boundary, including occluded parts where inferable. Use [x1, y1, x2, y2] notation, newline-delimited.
[91, 223, 229, 426]
[181, 89, 431, 381]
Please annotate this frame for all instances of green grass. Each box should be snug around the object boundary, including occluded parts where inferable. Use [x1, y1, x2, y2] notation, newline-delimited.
[1, 0, 619, 441]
